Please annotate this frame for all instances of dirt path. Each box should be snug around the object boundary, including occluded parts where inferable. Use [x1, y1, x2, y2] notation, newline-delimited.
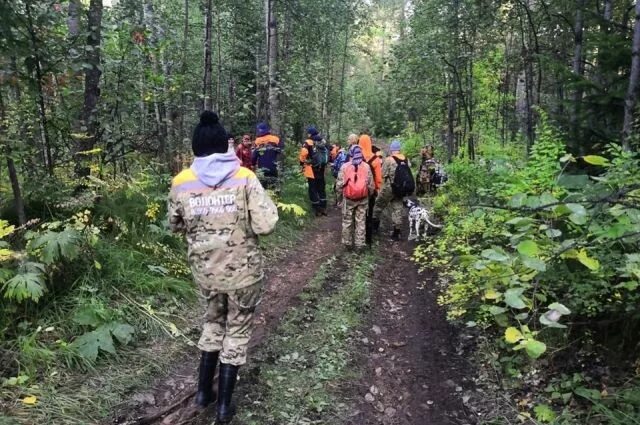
[345, 237, 473, 425]
[111, 207, 341, 425]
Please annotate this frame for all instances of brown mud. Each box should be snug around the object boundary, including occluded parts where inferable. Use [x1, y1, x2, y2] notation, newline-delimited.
[344, 237, 474, 425]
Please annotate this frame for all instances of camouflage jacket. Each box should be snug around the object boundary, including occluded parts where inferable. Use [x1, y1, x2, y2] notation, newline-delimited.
[381, 154, 408, 190]
[168, 156, 279, 292]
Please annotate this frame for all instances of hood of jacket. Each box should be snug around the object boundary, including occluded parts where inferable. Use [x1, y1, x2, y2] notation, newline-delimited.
[359, 134, 374, 161]
[190, 150, 241, 188]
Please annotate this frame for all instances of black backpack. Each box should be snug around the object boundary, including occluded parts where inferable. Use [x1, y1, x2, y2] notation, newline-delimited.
[310, 139, 329, 168]
[391, 156, 415, 197]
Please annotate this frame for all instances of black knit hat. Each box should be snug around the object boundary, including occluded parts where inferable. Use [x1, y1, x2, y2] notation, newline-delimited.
[192, 111, 228, 157]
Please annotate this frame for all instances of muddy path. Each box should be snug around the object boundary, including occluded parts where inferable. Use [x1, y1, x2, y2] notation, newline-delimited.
[110, 207, 341, 425]
[345, 237, 474, 425]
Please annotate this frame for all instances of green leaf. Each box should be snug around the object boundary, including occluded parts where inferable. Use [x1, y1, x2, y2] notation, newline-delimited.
[517, 240, 539, 257]
[582, 155, 609, 166]
[3, 272, 46, 303]
[73, 307, 103, 327]
[525, 339, 547, 359]
[504, 288, 527, 309]
[522, 256, 547, 272]
[31, 229, 82, 265]
[534, 404, 557, 422]
[481, 248, 510, 263]
[483, 289, 500, 300]
[488, 306, 507, 315]
[109, 323, 134, 345]
[548, 303, 571, 315]
[505, 327, 524, 343]
[71, 321, 134, 362]
[576, 250, 600, 271]
[509, 193, 526, 208]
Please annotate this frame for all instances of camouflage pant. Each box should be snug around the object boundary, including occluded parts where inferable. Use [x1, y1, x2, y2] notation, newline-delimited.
[342, 198, 368, 248]
[373, 186, 404, 229]
[198, 281, 262, 366]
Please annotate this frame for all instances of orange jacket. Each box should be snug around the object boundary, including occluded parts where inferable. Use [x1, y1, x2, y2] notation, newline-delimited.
[299, 139, 315, 179]
[255, 134, 280, 147]
[358, 134, 382, 191]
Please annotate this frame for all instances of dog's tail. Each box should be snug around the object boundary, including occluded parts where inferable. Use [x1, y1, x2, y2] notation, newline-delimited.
[426, 217, 443, 228]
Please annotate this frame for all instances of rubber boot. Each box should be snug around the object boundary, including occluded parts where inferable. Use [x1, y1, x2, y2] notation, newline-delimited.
[216, 363, 239, 423]
[195, 351, 219, 407]
[391, 228, 401, 241]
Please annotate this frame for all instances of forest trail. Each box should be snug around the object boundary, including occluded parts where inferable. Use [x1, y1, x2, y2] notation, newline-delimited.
[111, 205, 473, 425]
[345, 237, 472, 425]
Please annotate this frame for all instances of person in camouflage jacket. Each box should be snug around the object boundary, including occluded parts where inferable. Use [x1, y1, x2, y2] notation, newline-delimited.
[169, 111, 278, 423]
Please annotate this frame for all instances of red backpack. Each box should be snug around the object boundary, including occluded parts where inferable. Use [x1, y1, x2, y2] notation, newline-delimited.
[343, 163, 369, 201]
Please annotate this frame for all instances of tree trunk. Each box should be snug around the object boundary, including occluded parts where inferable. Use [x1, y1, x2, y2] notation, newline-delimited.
[202, 0, 213, 111]
[25, 1, 54, 175]
[74, 0, 103, 177]
[216, 4, 222, 114]
[604, 0, 613, 23]
[336, 25, 349, 142]
[67, 0, 81, 38]
[571, 0, 586, 153]
[0, 91, 26, 225]
[622, 0, 640, 151]
[179, 0, 189, 146]
[267, 0, 280, 135]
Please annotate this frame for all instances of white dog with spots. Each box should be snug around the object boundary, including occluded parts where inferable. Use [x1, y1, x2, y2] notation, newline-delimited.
[404, 198, 442, 241]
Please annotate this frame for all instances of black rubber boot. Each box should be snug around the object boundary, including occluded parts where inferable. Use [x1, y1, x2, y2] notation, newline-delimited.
[216, 363, 239, 423]
[391, 228, 401, 241]
[195, 351, 219, 407]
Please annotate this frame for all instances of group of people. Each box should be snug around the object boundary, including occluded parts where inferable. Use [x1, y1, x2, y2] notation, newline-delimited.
[301, 129, 443, 252]
[168, 111, 444, 423]
[231, 122, 282, 190]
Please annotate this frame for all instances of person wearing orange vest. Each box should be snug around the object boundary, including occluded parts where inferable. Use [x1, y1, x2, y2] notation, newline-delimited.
[358, 130, 382, 244]
[335, 145, 375, 251]
[252, 123, 281, 190]
[168, 111, 278, 423]
[299, 126, 328, 216]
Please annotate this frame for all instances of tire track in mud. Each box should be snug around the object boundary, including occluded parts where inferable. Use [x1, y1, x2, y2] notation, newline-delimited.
[110, 207, 341, 425]
[344, 237, 474, 425]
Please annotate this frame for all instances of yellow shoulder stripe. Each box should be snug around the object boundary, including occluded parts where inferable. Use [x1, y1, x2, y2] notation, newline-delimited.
[172, 169, 198, 187]
[235, 167, 256, 179]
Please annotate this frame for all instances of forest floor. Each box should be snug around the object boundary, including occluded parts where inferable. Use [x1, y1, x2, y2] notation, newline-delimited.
[110, 205, 474, 425]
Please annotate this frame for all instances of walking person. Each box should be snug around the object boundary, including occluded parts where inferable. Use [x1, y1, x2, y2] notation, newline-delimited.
[236, 134, 254, 170]
[416, 144, 438, 195]
[299, 126, 329, 216]
[252, 122, 281, 190]
[358, 130, 382, 244]
[373, 139, 415, 240]
[335, 145, 374, 251]
[168, 111, 279, 423]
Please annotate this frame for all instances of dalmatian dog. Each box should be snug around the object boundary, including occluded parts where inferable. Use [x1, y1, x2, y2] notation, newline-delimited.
[404, 198, 442, 241]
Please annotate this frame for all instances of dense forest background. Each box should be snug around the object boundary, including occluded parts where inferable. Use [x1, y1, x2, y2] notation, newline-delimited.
[1, 0, 640, 423]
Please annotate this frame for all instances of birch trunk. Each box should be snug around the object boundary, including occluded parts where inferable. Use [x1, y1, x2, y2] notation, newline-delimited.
[202, 0, 214, 111]
[622, 0, 640, 151]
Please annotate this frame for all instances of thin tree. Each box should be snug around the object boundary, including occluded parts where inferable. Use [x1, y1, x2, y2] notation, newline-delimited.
[74, 0, 103, 177]
[203, 0, 214, 111]
[622, 0, 640, 151]
[266, 0, 280, 134]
